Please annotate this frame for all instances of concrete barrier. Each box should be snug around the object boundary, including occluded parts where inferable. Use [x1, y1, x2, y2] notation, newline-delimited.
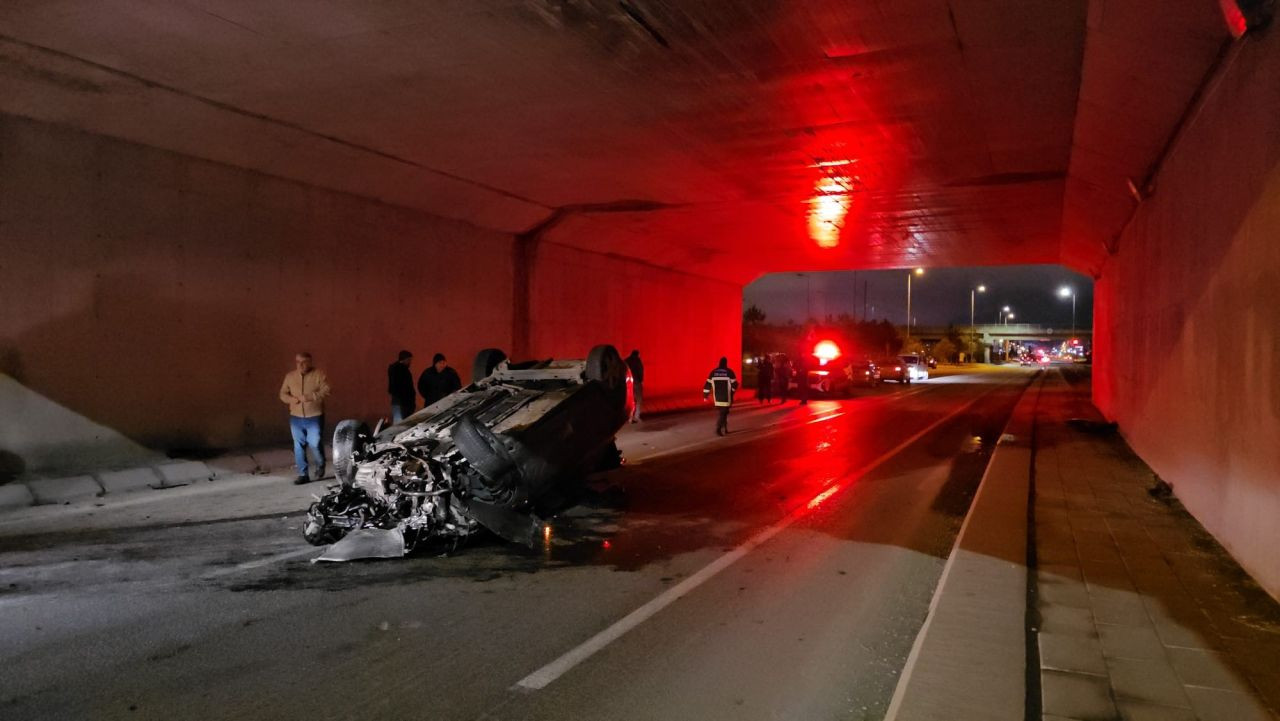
[155, 461, 212, 487]
[0, 483, 35, 511]
[27, 475, 104, 505]
[98, 467, 161, 493]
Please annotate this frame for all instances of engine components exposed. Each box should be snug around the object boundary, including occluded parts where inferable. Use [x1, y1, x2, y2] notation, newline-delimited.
[306, 345, 633, 560]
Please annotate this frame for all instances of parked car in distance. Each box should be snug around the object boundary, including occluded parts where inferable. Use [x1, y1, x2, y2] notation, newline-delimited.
[805, 358, 881, 396]
[877, 357, 911, 384]
[900, 354, 929, 381]
[845, 359, 881, 388]
[807, 357, 882, 396]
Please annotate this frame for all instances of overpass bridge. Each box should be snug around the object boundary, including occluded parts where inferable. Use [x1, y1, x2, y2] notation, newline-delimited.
[912, 324, 1092, 345]
[1, 2, 1276, 605]
[912, 324, 1092, 361]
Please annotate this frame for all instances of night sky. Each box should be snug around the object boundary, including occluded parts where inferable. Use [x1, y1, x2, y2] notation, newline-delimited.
[743, 265, 1094, 330]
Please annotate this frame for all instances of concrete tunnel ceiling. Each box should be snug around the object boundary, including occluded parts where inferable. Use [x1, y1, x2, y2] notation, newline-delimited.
[0, 1, 1232, 284]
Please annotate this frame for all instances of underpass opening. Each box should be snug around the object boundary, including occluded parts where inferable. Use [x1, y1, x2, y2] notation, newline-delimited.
[740, 265, 1094, 395]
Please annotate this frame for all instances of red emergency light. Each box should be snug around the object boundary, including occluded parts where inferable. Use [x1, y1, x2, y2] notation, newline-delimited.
[813, 340, 841, 366]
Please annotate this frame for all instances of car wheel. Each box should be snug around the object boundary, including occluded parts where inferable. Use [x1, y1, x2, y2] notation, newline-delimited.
[332, 419, 369, 486]
[586, 344, 626, 389]
[472, 348, 508, 383]
[586, 344, 629, 416]
[453, 414, 520, 495]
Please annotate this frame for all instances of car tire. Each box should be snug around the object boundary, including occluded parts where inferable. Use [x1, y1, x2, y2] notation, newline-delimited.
[453, 413, 519, 493]
[332, 419, 369, 486]
[472, 348, 508, 383]
[585, 344, 626, 390]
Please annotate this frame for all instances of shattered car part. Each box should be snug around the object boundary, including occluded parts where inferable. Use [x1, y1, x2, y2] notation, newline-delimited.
[304, 345, 632, 559]
[314, 528, 407, 562]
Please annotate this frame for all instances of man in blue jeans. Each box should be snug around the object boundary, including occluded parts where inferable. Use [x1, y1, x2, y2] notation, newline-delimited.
[279, 351, 332, 485]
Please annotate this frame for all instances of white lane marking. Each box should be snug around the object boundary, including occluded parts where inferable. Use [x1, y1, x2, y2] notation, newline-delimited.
[513, 391, 988, 691]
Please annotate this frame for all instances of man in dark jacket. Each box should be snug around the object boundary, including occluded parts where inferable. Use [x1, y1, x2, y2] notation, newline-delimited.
[387, 350, 415, 422]
[702, 357, 739, 436]
[795, 352, 809, 406]
[756, 356, 773, 404]
[775, 356, 792, 403]
[625, 349, 644, 423]
[418, 352, 462, 408]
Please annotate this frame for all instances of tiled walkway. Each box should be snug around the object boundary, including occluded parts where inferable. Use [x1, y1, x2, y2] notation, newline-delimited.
[1033, 369, 1280, 721]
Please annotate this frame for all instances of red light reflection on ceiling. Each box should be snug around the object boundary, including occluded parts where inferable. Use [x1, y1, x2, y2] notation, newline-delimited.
[808, 176, 851, 248]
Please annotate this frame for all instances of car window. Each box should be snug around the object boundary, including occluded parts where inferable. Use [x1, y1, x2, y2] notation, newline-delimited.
[901, 356, 918, 365]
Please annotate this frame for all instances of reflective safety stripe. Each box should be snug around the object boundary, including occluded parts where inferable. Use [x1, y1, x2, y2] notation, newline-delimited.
[711, 377, 733, 406]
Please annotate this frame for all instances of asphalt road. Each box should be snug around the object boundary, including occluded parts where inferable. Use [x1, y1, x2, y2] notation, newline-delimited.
[0, 367, 1032, 721]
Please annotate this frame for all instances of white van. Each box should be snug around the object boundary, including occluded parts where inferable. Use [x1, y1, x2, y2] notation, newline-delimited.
[899, 354, 930, 381]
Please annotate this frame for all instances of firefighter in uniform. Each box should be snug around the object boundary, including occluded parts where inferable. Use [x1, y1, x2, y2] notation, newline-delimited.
[702, 357, 739, 436]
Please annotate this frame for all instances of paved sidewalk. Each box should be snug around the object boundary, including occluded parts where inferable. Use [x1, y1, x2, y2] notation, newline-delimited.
[1033, 369, 1280, 721]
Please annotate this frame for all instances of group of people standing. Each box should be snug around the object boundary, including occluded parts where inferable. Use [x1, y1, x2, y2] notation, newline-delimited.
[386, 350, 461, 423]
[276, 349, 463, 486]
[750, 354, 808, 406]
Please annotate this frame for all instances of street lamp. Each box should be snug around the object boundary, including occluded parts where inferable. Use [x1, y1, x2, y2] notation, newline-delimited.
[1058, 286, 1076, 339]
[970, 284, 987, 328]
[999, 305, 1011, 324]
[906, 267, 924, 339]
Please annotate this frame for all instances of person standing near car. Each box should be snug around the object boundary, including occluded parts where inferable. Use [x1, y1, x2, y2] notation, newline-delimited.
[418, 352, 462, 408]
[625, 349, 644, 423]
[279, 351, 331, 485]
[756, 355, 773, 404]
[387, 350, 415, 422]
[702, 357, 739, 436]
[775, 355, 792, 404]
[795, 352, 809, 406]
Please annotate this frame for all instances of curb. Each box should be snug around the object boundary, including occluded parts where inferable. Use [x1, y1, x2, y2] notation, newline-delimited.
[0, 483, 36, 511]
[885, 371, 1042, 721]
[26, 475, 104, 505]
[0, 449, 295, 514]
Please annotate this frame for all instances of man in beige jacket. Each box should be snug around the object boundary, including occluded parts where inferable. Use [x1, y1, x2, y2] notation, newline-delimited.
[279, 351, 332, 484]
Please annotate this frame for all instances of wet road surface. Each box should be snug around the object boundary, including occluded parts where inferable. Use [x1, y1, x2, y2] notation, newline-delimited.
[0, 368, 1032, 720]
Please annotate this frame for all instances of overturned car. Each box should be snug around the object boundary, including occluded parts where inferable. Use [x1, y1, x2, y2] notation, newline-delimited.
[304, 345, 632, 559]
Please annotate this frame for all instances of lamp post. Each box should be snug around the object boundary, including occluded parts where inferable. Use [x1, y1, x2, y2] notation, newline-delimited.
[906, 267, 924, 339]
[970, 284, 986, 328]
[1058, 286, 1076, 339]
[999, 305, 1011, 325]
[795, 273, 813, 322]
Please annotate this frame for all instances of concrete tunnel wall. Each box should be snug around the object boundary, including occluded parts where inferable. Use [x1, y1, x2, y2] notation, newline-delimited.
[0, 112, 740, 469]
[1093, 27, 1280, 598]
